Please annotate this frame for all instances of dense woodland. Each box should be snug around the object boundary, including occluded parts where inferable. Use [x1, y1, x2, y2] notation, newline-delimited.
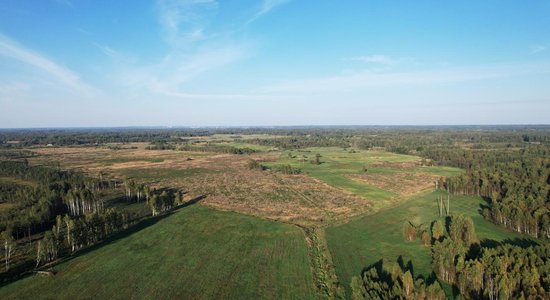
[432, 147, 549, 239]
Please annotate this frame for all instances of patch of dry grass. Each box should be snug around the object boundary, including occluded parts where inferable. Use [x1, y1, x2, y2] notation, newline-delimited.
[27, 145, 371, 227]
[348, 171, 438, 196]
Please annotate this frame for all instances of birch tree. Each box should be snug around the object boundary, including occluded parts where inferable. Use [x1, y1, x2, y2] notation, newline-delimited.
[2, 229, 15, 271]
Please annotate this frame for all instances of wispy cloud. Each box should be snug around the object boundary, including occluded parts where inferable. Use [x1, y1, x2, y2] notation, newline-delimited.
[248, 0, 291, 24]
[259, 61, 550, 95]
[118, 43, 251, 97]
[111, 0, 253, 98]
[348, 55, 399, 65]
[93, 43, 136, 63]
[530, 44, 547, 54]
[156, 0, 219, 46]
[0, 34, 93, 94]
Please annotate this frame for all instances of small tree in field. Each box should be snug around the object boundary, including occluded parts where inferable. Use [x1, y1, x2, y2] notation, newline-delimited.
[313, 153, 322, 165]
[403, 222, 417, 241]
[402, 270, 414, 298]
[431, 219, 445, 241]
[421, 230, 431, 246]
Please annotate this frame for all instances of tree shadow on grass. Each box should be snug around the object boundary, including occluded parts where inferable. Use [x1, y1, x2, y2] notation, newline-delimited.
[0, 195, 206, 288]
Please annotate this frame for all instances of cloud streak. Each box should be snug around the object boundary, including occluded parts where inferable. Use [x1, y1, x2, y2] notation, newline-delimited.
[248, 0, 291, 24]
[0, 34, 93, 94]
[258, 61, 550, 95]
[156, 0, 219, 46]
[93, 42, 136, 64]
[348, 55, 399, 65]
[113, 0, 253, 98]
[530, 44, 547, 54]
[118, 43, 251, 97]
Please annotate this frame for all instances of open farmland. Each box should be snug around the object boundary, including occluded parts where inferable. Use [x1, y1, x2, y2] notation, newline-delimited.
[2, 1, 550, 297]
[2, 128, 547, 300]
[0, 205, 316, 300]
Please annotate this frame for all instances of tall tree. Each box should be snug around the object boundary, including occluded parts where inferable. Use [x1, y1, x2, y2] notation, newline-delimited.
[431, 219, 445, 241]
[1, 229, 15, 271]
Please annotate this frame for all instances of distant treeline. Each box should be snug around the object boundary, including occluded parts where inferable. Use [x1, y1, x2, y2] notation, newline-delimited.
[2, 126, 548, 147]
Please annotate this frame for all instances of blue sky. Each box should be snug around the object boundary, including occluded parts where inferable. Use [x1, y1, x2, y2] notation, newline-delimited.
[1, 0, 549, 127]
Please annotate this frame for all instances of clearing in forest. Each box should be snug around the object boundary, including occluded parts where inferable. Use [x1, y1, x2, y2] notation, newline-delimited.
[268, 147, 462, 211]
[0, 205, 316, 300]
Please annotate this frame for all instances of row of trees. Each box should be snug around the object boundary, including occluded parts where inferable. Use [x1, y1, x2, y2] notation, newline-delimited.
[64, 188, 104, 216]
[123, 180, 150, 202]
[35, 209, 128, 267]
[149, 191, 182, 216]
[178, 143, 258, 155]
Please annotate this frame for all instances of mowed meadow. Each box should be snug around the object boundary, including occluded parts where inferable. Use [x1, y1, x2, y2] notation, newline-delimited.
[0, 205, 316, 300]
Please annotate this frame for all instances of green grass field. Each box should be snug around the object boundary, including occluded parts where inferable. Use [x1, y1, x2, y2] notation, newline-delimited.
[267, 148, 462, 210]
[0, 205, 316, 300]
[325, 189, 529, 298]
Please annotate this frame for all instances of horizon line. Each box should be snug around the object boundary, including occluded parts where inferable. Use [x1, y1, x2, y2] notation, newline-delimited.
[1, 124, 550, 131]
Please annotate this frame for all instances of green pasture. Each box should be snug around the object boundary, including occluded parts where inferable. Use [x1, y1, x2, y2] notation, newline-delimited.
[267, 148, 462, 210]
[0, 205, 316, 300]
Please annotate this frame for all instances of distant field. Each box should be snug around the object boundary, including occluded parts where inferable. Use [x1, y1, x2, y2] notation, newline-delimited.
[325, 190, 531, 298]
[0, 176, 37, 187]
[216, 141, 277, 151]
[267, 147, 462, 211]
[179, 133, 289, 142]
[0, 205, 316, 300]
[27, 145, 372, 227]
[26, 145, 463, 226]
